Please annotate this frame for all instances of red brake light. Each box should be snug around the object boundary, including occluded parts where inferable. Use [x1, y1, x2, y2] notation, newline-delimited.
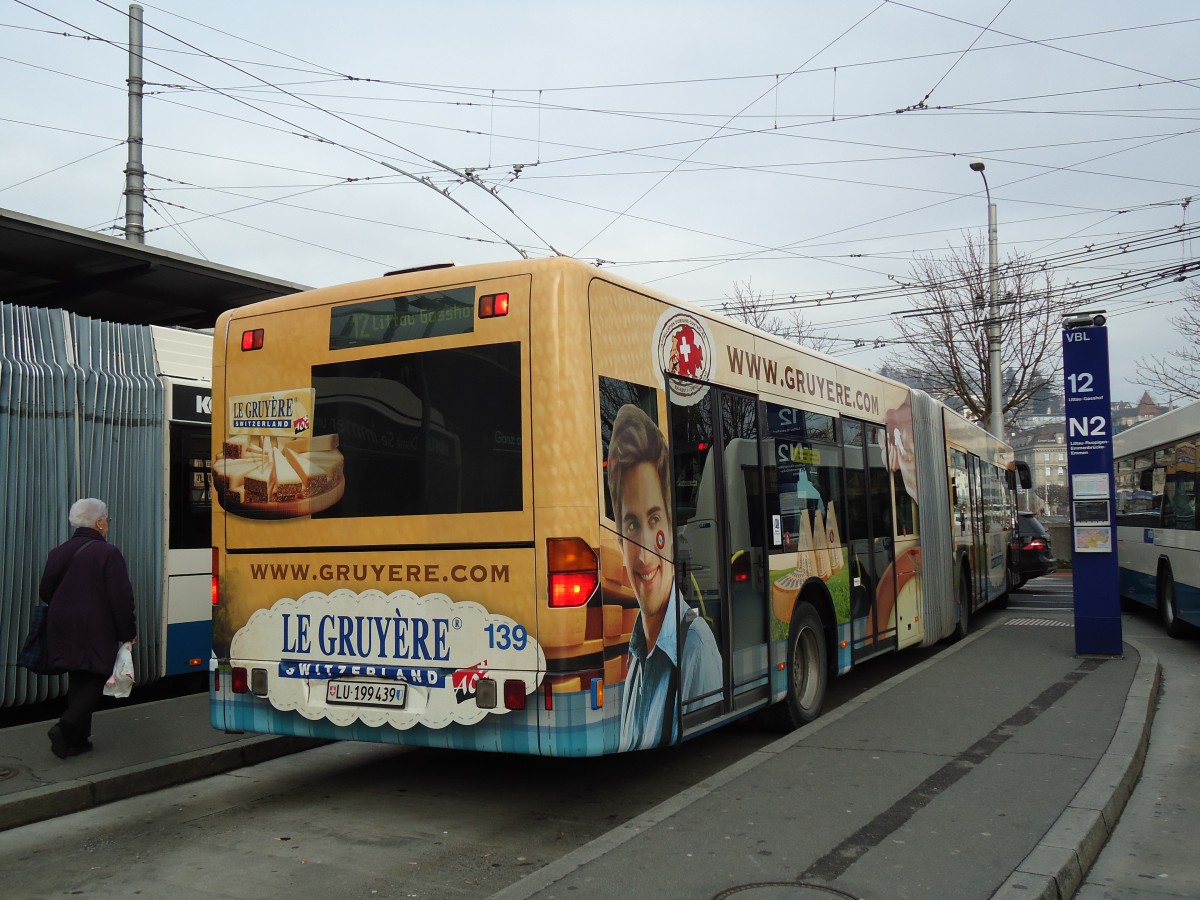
[1026, 537, 1048, 551]
[211, 547, 220, 606]
[503, 679, 526, 710]
[241, 328, 264, 350]
[231, 667, 249, 694]
[548, 537, 599, 608]
[550, 573, 597, 607]
[478, 292, 510, 318]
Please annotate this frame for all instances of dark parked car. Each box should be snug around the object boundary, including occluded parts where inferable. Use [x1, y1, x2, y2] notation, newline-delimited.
[1015, 512, 1057, 588]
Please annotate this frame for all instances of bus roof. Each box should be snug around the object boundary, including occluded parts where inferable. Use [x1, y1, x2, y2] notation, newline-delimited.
[1114, 398, 1200, 458]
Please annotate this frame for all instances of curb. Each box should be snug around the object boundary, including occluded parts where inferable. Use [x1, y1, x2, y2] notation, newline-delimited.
[989, 638, 1160, 900]
[0, 735, 325, 832]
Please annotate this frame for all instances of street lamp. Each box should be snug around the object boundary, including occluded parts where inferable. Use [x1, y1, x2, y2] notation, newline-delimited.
[970, 160, 1003, 440]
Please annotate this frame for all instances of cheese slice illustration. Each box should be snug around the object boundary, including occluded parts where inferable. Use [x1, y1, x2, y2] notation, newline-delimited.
[213, 432, 344, 513]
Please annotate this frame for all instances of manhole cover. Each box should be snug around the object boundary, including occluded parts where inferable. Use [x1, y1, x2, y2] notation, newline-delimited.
[714, 884, 858, 899]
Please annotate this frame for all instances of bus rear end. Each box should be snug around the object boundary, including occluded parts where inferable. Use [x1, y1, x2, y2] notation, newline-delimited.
[210, 261, 598, 754]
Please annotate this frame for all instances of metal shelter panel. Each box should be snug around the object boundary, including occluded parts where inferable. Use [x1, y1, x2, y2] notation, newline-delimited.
[1, 304, 165, 707]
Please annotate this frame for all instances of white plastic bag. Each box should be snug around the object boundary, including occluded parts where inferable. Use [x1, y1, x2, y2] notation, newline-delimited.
[104, 641, 135, 698]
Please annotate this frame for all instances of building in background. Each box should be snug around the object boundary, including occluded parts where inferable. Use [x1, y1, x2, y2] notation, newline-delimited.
[1111, 391, 1165, 434]
[1011, 423, 1068, 516]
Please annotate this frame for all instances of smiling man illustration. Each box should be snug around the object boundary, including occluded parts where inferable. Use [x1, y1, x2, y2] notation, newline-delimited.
[607, 403, 722, 751]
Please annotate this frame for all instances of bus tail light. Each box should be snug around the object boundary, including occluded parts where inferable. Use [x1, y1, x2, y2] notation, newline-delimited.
[241, 328, 264, 350]
[503, 679, 526, 710]
[211, 547, 220, 606]
[547, 538, 598, 608]
[550, 572, 597, 607]
[231, 666, 249, 694]
[478, 292, 509, 318]
[475, 678, 497, 709]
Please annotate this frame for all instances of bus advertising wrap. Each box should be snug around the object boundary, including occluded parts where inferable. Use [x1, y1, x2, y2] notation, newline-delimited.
[229, 589, 545, 729]
[211, 259, 1019, 757]
[214, 388, 345, 518]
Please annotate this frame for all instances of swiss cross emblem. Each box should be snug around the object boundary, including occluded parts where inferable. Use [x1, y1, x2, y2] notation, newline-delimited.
[654, 310, 714, 406]
[671, 324, 703, 377]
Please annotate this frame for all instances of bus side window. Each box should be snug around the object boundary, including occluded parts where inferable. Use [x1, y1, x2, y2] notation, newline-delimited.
[893, 469, 916, 536]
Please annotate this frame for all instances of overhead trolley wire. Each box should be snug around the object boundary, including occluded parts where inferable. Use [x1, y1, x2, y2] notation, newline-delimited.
[15, 0, 558, 259]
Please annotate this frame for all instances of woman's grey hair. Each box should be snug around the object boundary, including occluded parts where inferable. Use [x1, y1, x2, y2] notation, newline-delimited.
[69, 498, 108, 529]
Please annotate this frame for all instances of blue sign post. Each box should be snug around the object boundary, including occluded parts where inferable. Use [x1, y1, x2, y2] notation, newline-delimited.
[1062, 318, 1122, 655]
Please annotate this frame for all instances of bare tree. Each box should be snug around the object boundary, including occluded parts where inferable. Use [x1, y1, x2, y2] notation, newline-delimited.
[882, 233, 1064, 429]
[1135, 292, 1200, 400]
[721, 280, 839, 355]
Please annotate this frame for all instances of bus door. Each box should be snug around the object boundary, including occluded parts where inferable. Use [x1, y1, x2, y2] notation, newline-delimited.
[967, 455, 988, 609]
[166, 421, 213, 677]
[668, 378, 770, 729]
[949, 449, 987, 611]
[844, 419, 898, 660]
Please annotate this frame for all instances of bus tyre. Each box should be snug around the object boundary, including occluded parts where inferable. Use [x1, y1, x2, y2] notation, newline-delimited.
[764, 601, 827, 732]
[1158, 566, 1186, 639]
[948, 574, 970, 643]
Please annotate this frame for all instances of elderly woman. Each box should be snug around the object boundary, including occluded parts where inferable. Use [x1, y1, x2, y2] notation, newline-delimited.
[41, 498, 137, 758]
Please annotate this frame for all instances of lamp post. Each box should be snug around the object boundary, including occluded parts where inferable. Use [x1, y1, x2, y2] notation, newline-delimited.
[970, 160, 1003, 439]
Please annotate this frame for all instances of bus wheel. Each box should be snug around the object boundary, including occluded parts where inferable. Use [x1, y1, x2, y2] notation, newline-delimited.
[1158, 565, 1186, 639]
[762, 601, 827, 732]
[948, 574, 970, 643]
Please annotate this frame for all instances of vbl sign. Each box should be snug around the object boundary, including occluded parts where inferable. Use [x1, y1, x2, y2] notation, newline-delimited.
[1061, 323, 1121, 655]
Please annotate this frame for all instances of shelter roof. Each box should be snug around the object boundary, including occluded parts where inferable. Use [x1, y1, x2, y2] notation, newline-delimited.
[0, 207, 307, 328]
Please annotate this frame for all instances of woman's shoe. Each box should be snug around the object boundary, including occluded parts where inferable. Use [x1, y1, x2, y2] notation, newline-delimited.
[47, 724, 68, 759]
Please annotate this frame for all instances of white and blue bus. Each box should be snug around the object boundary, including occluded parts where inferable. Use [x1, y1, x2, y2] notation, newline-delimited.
[1114, 399, 1200, 637]
[152, 325, 215, 676]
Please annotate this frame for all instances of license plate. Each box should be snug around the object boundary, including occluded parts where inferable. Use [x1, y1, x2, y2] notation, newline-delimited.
[326, 680, 407, 708]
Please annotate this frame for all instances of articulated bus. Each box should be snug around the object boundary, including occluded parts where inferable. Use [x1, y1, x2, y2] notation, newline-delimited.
[1114, 399, 1200, 637]
[209, 257, 1025, 755]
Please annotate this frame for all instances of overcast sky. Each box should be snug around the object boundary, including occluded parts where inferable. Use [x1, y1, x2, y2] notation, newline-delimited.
[3, 1, 1198, 406]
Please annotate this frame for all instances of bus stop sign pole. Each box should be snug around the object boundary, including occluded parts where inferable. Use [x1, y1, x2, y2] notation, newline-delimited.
[1062, 314, 1122, 655]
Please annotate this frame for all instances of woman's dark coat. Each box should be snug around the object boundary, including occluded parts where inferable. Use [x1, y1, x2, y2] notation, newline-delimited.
[40, 527, 137, 676]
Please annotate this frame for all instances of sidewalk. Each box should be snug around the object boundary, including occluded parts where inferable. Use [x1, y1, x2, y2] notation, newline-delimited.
[0, 691, 322, 832]
[493, 616, 1159, 900]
